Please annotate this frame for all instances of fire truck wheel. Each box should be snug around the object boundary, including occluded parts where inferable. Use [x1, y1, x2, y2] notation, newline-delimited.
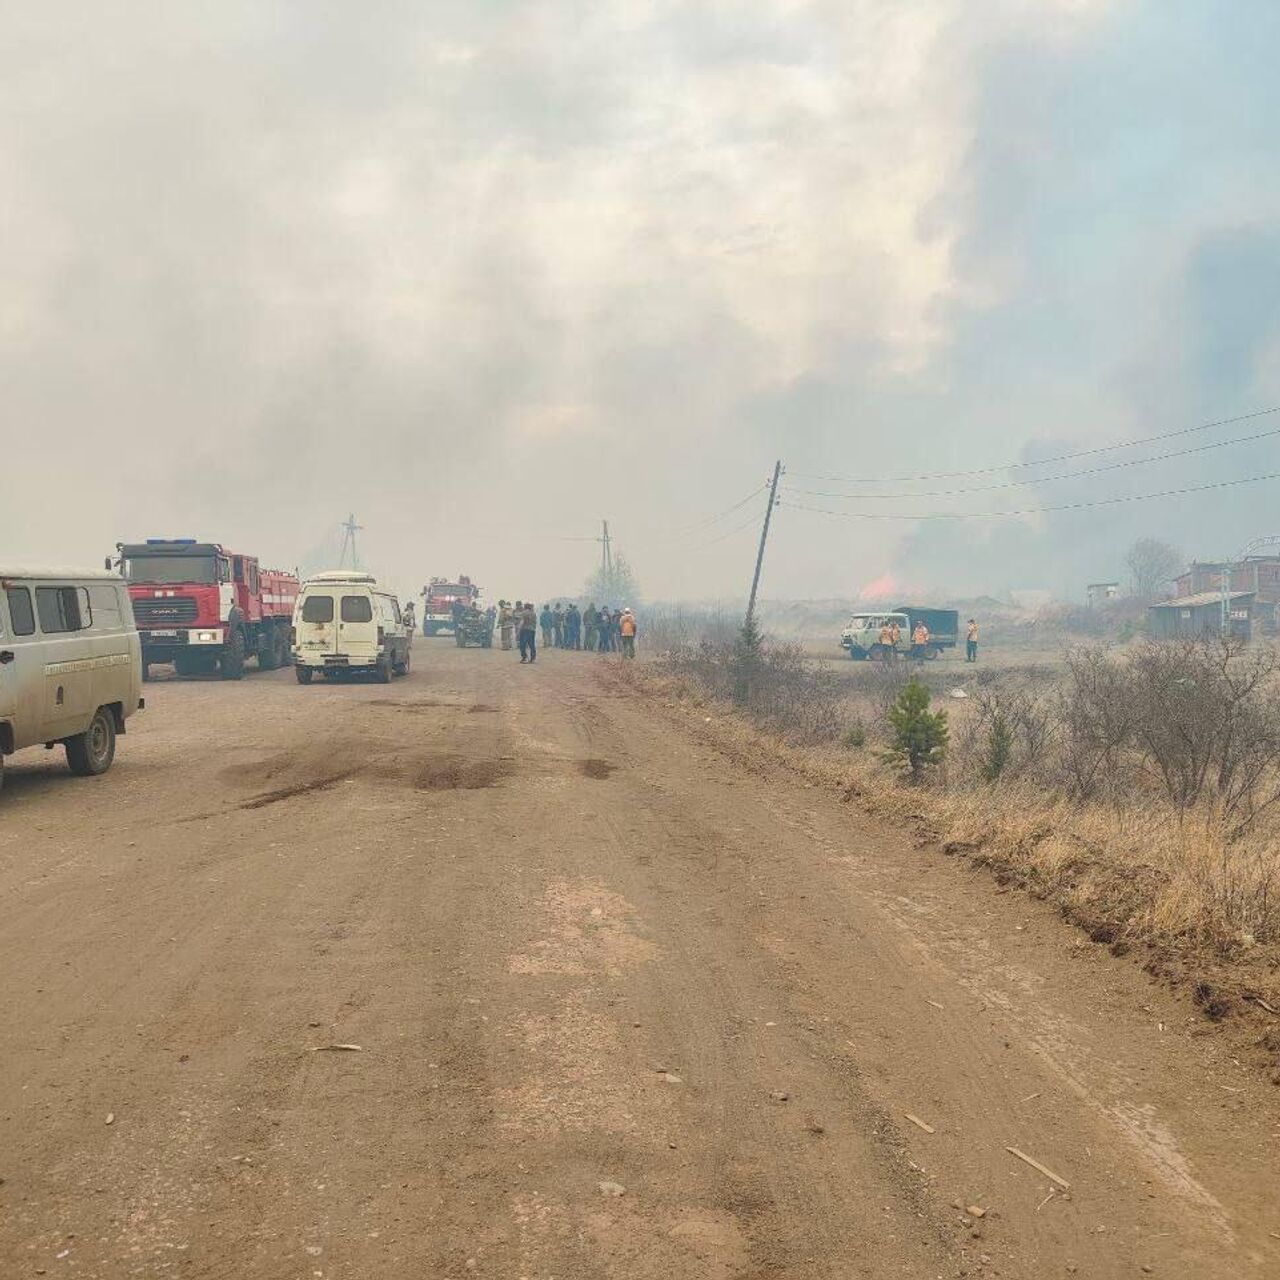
[257, 634, 278, 671]
[66, 707, 117, 777]
[220, 627, 246, 680]
[295, 666, 314, 685]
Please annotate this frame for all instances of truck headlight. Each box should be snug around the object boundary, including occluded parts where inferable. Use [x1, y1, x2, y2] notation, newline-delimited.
[198, 631, 216, 642]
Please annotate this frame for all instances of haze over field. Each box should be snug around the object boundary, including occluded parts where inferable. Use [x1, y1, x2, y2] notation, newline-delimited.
[3, 1, 1278, 602]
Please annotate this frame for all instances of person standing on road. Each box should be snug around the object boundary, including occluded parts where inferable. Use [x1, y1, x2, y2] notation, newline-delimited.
[619, 608, 638, 658]
[584, 604, 598, 651]
[567, 603, 582, 650]
[498, 601, 514, 651]
[539, 603, 553, 648]
[518, 601, 538, 663]
[966, 618, 979, 663]
[552, 603, 565, 648]
[597, 606, 613, 653]
[911, 620, 929, 664]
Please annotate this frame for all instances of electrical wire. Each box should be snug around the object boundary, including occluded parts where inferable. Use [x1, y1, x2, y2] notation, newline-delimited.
[685, 501, 770, 549]
[672, 482, 771, 532]
[787, 405, 1280, 484]
[783, 469, 1280, 521]
[787, 424, 1280, 501]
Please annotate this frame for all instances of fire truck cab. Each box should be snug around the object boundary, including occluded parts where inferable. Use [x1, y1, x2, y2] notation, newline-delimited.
[421, 576, 480, 636]
[118, 539, 298, 681]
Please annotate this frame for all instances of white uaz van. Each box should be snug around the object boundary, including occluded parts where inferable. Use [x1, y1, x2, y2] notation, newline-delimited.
[292, 572, 412, 684]
[0, 567, 144, 793]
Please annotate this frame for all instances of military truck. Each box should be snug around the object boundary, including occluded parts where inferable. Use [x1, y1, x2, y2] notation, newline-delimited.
[894, 605, 959, 656]
[840, 611, 908, 660]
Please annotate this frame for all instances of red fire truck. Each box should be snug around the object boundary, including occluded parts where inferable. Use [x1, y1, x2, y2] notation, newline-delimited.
[117, 539, 299, 680]
[420, 575, 481, 636]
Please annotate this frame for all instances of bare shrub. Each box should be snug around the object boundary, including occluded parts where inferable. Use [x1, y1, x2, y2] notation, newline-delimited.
[1123, 637, 1280, 833]
[660, 624, 855, 746]
[1059, 646, 1138, 800]
[1053, 637, 1280, 831]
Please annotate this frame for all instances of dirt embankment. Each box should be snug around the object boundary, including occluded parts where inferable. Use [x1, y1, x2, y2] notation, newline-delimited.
[610, 660, 1280, 1085]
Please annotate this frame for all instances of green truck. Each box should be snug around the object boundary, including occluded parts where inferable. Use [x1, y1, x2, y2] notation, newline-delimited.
[839, 605, 959, 660]
[895, 605, 959, 656]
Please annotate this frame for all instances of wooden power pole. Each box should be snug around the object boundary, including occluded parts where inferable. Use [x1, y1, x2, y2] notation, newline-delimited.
[746, 461, 783, 627]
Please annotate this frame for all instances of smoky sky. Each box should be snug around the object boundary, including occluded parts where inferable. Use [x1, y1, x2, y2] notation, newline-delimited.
[3, 1, 1278, 605]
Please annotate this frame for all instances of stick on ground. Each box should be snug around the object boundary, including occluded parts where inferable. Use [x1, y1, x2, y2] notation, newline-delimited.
[1006, 1146, 1071, 1190]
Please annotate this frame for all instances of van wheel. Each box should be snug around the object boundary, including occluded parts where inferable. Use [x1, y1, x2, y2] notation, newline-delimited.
[376, 655, 393, 684]
[220, 628, 245, 680]
[295, 666, 314, 685]
[66, 708, 116, 777]
[0, 755, 5, 794]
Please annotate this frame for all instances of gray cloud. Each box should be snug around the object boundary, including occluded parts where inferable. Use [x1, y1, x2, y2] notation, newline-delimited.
[3, 1, 1277, 606]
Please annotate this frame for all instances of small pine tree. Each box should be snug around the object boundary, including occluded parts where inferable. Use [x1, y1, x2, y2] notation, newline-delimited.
[982, 711, 1012, 781]
[881, 678, 948, 779]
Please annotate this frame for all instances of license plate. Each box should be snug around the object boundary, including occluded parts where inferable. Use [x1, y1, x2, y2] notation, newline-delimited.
[149, 630, 179, 638]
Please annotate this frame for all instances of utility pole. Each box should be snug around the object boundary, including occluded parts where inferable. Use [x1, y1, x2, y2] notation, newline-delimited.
[339, 513, 363, 570]
[746, 461, 783, 627]
[598, 519, 613, 585]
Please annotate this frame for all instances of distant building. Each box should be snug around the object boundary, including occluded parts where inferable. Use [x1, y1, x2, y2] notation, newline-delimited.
[1173, 556, 1280, 632]
[1085, 582, 1119, 607]
[1147, 590, 1255, 641]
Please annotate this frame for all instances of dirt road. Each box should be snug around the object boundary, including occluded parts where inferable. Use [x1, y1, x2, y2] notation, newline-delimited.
[2, 645, 1278, 1279]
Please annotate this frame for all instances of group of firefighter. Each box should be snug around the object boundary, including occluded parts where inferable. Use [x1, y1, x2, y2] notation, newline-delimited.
[877, 617, 981, 663]
[451, 598, 637, 664]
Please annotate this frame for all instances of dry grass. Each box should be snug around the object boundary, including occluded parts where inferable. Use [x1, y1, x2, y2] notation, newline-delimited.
[614, 646, 1280, 1065]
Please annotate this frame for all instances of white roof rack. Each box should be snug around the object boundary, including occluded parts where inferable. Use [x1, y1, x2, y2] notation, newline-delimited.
[0, 566, 122, 581]
[304, 570, 380, 585]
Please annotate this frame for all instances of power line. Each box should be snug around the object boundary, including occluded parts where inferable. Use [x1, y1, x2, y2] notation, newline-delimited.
[783, 469, 1280, 522]
[788, 404, 1280, 484]
[673, 482, 771, 532]
[683, 500, 772, 550]
[787, 424, 1280, 502]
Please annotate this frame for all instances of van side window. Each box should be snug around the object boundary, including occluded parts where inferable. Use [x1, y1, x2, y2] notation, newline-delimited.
[341, 595, 373, 623]
[87, 584, 124, 630]
[6, 587, 36, 636]
[302, 596, 334, 623]
[36, 586, 92, 634]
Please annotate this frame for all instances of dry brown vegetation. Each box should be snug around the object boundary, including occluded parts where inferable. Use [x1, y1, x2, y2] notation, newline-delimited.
[627, 628, 1280, 1065]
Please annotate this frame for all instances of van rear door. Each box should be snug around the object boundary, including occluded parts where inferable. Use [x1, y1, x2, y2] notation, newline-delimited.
[339, 591, 377, 660]
[296, 589, 339, 657]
